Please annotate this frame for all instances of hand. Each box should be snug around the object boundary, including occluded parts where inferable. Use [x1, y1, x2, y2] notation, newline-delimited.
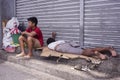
[21, 31, 27, 35]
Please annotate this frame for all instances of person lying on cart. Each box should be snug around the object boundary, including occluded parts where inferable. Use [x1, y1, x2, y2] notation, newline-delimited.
[47, 32, 118, 60]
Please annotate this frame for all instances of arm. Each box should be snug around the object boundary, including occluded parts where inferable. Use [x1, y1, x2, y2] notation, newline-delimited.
[22, 31, 37, 37]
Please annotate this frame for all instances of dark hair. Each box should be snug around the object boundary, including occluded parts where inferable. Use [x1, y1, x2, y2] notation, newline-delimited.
[27, 17, 38, 26]
[46, 38, 55, 45]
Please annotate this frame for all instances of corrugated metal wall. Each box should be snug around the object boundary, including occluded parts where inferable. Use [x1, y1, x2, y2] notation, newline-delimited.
[1, 0, 15, 20]
[0, 0, 2, 48]
[16, 0, 120, 52]
[84, 0, 120, 52]
[16, 0, 80, 44]
[0, 0, 15, 48]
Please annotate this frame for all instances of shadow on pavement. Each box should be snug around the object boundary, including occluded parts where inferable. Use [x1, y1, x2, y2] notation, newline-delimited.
[39, 55, 120, 79]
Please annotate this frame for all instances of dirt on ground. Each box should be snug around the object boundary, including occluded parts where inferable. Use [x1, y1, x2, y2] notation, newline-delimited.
[38, 54, 120, 79]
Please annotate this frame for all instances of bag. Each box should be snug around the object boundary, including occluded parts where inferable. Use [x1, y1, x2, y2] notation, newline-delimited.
[18, 22, 26, 32]
[4, 46, 15, 53]
[6, 17, 19, 29]
[2, 17, 19, 48]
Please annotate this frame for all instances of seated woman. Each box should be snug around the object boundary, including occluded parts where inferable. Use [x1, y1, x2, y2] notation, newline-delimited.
[47, 32, 118, 60]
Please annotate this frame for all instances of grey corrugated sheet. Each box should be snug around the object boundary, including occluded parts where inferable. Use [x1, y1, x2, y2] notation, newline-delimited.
[0, 1, 2, 48]
[1, 0, 15, 19]
[16, 0, 80, 44]
[84, 0, 120, 51]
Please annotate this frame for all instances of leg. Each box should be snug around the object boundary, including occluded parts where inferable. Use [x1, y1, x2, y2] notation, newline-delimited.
[94, 51, 108, 59]
[92, 47, 117, 57]
[81, 49, 107, 60]
[91, 47, 110, 51]
[16, 35, 27, 57]
[24, 37, 41, 58]
[108, 47, 117, 57]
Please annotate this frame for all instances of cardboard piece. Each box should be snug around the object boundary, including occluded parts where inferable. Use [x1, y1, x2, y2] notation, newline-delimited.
[40, 47, 101, 64]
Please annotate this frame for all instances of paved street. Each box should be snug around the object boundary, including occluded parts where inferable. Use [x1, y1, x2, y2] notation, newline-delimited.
[0, 59, 41, 80]
[0, 59, 63, 80]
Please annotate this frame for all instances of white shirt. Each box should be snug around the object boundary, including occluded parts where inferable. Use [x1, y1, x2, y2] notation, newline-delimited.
[48, 40, 65, 50]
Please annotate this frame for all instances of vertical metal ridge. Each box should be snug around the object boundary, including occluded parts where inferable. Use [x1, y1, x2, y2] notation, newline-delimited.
[80, 0, 84, 46]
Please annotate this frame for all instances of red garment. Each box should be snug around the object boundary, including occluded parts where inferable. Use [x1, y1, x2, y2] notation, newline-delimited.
[26, 27, 44, 46]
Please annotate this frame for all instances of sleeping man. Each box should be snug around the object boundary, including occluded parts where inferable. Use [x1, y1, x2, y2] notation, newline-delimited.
[47, 32, 118, 60]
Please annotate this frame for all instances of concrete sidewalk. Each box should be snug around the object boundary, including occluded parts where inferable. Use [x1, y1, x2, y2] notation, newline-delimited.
[0, 59, 64, 80]
[0, 50, 120, 80]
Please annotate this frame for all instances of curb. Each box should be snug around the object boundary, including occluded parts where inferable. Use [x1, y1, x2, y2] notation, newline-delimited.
[0, 50, 118, 80]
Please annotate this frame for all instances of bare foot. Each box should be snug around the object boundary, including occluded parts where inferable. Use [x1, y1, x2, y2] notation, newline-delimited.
[23, 55, 32, 59]
[110, 49, 117, 57]
[99, 54, 107, 60]
[16, 52, 26, 57]
[95, 51, 107, 60]
[107, 46, 117, 57]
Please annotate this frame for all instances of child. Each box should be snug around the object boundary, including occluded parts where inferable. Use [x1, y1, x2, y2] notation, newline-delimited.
[16, 17, 44, 58]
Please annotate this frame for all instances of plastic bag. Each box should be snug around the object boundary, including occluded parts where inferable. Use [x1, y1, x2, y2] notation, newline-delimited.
[6, 17, 19, 29]
[2, 17, 19, 51]
[3, 32, 13, 48]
